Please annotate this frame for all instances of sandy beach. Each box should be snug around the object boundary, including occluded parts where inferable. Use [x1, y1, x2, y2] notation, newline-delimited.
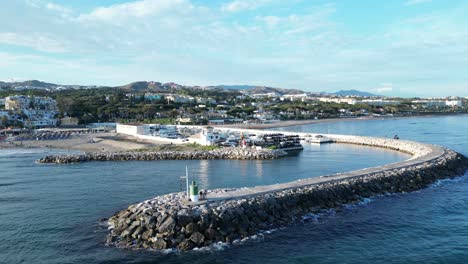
[0, 133, 166, 153]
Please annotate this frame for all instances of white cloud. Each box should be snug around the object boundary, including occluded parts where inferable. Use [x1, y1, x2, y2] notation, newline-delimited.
[1, 0, 468, 96]
[373, 84, 393, 94]
[259, 16, 281, 28]
[78, 0, 190, 23]
[0, 32, 68, 53]
[25, 0, 72, 16]
[45, 2, 71, 14]
[221, 0, 272, 12]
[405, 0, 432, 6]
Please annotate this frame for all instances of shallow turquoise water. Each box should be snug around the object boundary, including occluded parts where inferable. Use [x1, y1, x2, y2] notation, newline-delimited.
[0, 114, 467, 263]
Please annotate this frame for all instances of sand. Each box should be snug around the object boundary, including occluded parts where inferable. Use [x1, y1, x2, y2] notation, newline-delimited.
[0, 133, 165, 153]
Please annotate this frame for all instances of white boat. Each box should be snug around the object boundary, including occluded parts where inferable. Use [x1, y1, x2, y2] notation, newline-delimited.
[304, 135, 333, 144]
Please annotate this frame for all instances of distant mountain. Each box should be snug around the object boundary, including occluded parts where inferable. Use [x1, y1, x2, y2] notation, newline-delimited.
[0, 80, 57, 89]
[18, 80, 57, 88]
[119, 81, 163, 92]
[0, 79, 307, 95]
[331, 89, 379, 97]
[117, 81, 190, 92]
[210, 85, 305, 95]
[248, 86, 305, 95]
[215, 85, 257, 91]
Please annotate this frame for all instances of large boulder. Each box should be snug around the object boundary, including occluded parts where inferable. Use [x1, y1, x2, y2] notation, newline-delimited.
[158, 217, 176, 234]
[189, 232, 205, 245]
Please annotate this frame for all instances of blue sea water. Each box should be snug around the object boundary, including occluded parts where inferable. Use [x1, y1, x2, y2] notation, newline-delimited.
[0, 115, 467, 263]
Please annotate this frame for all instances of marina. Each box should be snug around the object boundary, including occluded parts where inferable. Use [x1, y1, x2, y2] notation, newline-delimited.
[0, 115, 467, 263]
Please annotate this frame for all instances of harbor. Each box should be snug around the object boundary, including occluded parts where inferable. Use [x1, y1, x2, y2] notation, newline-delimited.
[105, 132, 468, 251]
[1, 115, 468, 263]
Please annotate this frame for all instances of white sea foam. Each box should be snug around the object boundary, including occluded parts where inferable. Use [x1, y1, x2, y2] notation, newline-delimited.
[431, 174, 468, 188]
[192, 241, 230, 253]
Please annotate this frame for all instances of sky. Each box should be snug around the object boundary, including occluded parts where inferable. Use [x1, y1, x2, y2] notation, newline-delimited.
[1, 0, 467, 97]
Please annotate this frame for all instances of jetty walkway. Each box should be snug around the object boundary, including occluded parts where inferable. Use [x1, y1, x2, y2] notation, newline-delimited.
[105, 131, 468, 251]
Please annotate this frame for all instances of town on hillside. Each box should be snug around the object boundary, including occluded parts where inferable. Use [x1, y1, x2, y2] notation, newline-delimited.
[0, 80, 466, 144]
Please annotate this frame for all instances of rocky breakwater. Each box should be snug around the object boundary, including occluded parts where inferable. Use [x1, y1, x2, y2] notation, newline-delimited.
[106, 136, 468, 251]
[37, 148, 288, 164]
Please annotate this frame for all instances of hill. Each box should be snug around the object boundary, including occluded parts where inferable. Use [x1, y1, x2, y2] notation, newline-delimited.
[214, 85, 257, 91]
[332, 89, 379, 97]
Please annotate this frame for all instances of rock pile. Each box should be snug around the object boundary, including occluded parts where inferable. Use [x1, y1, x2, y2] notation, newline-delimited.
[106, 146, 468, 251]
[329, 135, 433, 158]
[37, 148, 288, 164]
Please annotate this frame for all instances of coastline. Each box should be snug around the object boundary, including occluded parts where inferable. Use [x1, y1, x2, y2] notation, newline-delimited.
[1, 113, 465, 153]
[222, 113, 468, 129]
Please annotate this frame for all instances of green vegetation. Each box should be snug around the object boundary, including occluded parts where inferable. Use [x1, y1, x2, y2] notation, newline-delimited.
[0, 87, 240, 124]
[1, 85, 466, 128]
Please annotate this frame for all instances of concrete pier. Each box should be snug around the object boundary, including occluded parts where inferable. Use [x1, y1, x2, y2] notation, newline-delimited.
[105, 133, 468, 251]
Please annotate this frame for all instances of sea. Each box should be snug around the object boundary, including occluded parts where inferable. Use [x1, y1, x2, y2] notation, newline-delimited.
[0, 114, 467, 264]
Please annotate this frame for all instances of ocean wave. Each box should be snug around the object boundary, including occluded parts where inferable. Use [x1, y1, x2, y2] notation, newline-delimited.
[430, 173, 468, 188]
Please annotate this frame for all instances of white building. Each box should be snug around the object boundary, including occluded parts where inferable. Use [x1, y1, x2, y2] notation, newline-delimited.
[116, 123, 146, 136]
[318, 97, 357, 105]
[280, 93, 309, 102]
[4, 95, 58, 127]
[166, 94, 195, 104]
[190, 127, 221, 146]
[445, 100, 463, 107]
[5, 95, 56, 111]
[249, 92, 281, 99]
[412, 100, 446, 107]
[360, 99, 400, 106]
[196, 97, 217, 104]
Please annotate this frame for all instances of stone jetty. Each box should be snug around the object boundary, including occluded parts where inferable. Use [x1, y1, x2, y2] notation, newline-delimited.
[37, 148, 288, 164]
[105, 134, 468, 251]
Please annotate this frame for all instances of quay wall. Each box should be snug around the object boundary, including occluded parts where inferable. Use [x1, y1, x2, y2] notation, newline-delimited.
[106, 134, 468, 251]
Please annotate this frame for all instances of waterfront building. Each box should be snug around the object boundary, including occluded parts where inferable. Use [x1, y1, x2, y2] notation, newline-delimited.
[190, 127, 221, 146]
[445, 100, 463, 107]
[116, 123, 146, 136]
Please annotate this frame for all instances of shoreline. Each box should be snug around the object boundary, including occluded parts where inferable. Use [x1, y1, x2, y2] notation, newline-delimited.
[1, 113, 466, 153]
[222, 113, 468, 129]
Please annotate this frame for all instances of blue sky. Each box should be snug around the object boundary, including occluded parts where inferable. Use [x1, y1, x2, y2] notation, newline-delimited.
[1, 0, 467, 97]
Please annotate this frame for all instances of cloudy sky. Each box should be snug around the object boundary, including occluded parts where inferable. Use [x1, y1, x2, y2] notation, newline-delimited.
[1, 0, 467, 97]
